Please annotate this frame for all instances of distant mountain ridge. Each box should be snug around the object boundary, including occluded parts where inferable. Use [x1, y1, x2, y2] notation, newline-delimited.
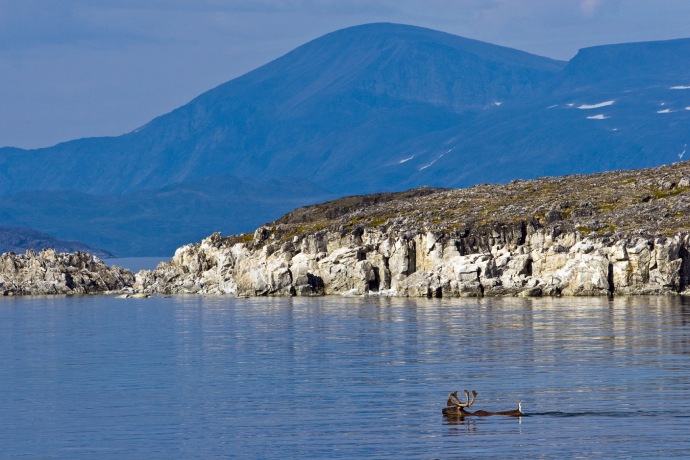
[0, 23, 564, 195]
[1, 23, 688, 255]
[551, 37, 690, 90]
[0, 227, 112, 258]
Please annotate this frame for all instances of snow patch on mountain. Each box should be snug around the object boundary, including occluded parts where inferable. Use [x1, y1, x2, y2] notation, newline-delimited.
[578, 100, 615, 109]
[419, 149, 454, 171]
[419, 160, 436, 171]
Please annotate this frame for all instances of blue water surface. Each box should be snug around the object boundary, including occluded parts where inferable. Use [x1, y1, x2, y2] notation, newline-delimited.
[103, 257, 168, 272]
[1, 295, 689, 458]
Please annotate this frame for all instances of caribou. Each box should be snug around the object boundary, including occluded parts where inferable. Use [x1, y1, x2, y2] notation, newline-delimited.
[442, 389, 523, 417]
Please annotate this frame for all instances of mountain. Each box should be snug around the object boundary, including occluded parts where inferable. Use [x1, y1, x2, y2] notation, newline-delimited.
[550, 37, 690, 90]
[0, 23, 688, 255]
[0, 23, 563, 195]
[393, 37, 690, 188]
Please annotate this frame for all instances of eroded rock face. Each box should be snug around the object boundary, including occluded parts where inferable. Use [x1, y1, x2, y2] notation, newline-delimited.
[0, 249, 134, 295]
[135, 228, 689, 297]
[133, 162, 690, 298]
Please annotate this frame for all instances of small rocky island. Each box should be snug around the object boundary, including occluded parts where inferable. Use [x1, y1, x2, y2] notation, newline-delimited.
[133, 161, 690, 298]
[0, 249, 133, 296]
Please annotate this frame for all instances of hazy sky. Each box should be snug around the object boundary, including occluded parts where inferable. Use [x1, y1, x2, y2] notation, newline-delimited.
[2, 0, 689, 149]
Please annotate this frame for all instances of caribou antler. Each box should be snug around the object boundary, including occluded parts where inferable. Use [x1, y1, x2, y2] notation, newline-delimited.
[462, 389, 470, 406]
[446, 389, 479, 408]
[468, 389, 478, 408]
[446, 390, 464, 407]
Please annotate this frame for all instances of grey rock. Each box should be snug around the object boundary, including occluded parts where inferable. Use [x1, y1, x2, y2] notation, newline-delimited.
[134, 162, 690, 298]
[0, 249, 134, 295]
[134, 228, 690, 298]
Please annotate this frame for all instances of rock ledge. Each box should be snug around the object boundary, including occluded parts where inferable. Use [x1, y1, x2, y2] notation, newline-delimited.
[135, 162, 690, 298]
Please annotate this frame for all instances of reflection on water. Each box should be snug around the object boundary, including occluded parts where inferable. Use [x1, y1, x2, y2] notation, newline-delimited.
[1, 295, 690, 458]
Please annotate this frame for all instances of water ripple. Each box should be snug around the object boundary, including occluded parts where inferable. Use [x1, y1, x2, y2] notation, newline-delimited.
[1, 295, 690, 458]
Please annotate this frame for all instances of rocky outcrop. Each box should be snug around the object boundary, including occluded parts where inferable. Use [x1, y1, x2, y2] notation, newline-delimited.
[134, 161, 690, 298]
[0, 249, 134, 295]
[134, 227, 689, 298]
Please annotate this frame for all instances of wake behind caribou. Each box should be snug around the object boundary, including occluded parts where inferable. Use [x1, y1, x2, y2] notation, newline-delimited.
[442, 390, 523, 417]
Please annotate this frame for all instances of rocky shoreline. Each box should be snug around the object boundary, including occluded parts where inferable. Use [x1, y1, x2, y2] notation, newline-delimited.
[133, 162, 690, 298]
[132, 227, 688, 298]
[4, 162, 690, 298]
[0, 249, 134, 296]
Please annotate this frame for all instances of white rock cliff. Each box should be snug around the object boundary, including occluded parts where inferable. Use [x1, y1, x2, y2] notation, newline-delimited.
[134, 224, 689, 297]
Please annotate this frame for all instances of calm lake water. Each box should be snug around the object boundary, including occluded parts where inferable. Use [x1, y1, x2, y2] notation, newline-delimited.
[1, 295, 689, 459]
[104, 257, 169, 272]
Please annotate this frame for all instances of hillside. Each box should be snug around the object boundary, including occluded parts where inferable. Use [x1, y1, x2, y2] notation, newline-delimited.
[399, 37, 690, 188]
[137, 161, 690, 298]
[0, 23, 563, 195]
[0, 176, 333, 256]
[231, 161, 690, 248]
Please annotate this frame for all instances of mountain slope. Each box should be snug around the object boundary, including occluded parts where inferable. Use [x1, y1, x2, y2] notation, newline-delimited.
[0, 176, 333, 255]
[392, 37, 690, 188]
[0, 23, 565, 195]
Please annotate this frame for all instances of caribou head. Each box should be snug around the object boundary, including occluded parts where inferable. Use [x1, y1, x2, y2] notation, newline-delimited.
[442, 389, 523, 417]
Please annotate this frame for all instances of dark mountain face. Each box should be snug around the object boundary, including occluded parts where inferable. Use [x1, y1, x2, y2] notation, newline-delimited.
[0, 24, 687, 255]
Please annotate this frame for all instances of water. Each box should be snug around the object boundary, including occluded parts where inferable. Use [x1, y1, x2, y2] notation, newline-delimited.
[1, 295, 689, 458]
[103, 257, 169, 272]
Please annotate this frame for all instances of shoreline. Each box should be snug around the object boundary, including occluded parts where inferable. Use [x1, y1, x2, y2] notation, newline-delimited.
[5, 162, 690, 298]
[134, 228, 690, 299]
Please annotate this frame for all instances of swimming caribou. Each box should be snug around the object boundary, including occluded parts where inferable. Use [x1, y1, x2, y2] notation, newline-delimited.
[442, 390, 523, 417]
